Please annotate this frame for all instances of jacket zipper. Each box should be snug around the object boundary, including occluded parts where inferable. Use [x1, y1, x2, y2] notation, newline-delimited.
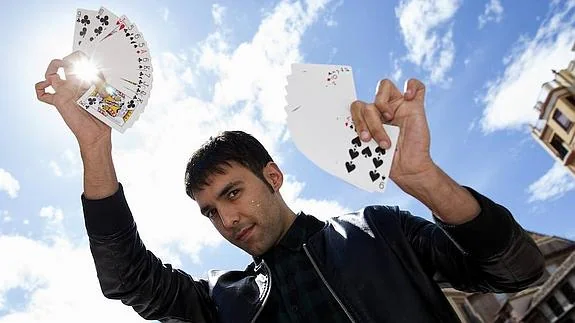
[250, 260, 272, 323]
[303, 243, 356, 323]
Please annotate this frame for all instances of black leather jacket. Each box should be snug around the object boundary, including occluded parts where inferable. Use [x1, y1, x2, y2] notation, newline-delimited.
[83, 184, 544, 322]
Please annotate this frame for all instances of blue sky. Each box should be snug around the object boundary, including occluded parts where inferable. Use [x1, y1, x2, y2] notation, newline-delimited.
[0, 0, 574, 321]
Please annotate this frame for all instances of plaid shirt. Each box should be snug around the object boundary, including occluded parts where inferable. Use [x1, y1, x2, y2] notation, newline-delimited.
[255, 213, 350, 323]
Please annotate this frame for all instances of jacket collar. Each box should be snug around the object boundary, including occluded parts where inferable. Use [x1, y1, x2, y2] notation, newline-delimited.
[254, 212, 325, 262]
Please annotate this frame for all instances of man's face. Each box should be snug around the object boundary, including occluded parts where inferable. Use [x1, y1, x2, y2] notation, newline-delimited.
[193, 161, 289, 256]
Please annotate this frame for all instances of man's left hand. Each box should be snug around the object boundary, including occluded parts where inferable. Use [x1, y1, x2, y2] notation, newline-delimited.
[350, 78, 436, 190]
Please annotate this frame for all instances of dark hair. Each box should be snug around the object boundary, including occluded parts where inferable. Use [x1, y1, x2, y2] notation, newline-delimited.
[185, 131, 275, 199]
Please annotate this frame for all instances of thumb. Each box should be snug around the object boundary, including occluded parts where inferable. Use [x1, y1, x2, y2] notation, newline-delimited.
[403, 78, 426, 102]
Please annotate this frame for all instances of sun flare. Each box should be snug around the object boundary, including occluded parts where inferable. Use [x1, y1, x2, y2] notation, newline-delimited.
[72, 58, 101, 83]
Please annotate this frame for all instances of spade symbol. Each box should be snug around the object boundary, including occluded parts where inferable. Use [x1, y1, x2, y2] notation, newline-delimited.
[375, 146, 386, 156]
[369, 170, 381, 182]
[348, 148, 359, 160]
[372, 157, 383, 168]
[351, 136, 362, 148]
[345, 161, 356, 173]
[361, 147, 372, 158]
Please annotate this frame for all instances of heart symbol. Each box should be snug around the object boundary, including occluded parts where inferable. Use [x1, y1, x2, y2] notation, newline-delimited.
[372, 157, 383, 168]
[375, 146, 386, 155]
[349, 149, 359, 159]
[361, 147, 372, 158]
[345, 161, 356, 173]
[351, 136, 362, 148]
[369, 170, 380, 182]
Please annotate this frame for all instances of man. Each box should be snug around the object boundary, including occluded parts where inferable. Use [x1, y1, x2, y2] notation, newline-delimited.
[35, 55, 544, 323]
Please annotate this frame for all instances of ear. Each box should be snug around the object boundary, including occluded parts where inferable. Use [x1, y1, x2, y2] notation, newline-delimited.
[263, 162, 283, 191]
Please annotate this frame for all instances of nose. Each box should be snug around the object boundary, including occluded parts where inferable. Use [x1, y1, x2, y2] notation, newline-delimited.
[217, 206, 240, 230]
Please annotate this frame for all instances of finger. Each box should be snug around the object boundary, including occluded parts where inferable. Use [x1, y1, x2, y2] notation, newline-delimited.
[35, 80, 55, 105]
[45, 59, 66, 79]
[404, 78, 426, 101]
[362, 103, 391, 149]
[374, 79, 403, 121]
[350, 100, 371, 142]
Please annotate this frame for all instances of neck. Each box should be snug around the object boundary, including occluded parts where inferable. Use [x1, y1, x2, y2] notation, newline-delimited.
[276, 201, 298, 243]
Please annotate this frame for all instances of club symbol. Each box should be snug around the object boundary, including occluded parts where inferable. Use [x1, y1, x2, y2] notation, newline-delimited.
[99, 15, 109, 25]
[372, 157, 383, 168]
[88, 97, 97, 105]
[127, 100, 136, 109]
[80, 15, 90, 26]
[369, 170, 380, 182]
[94, 26, 103, 36]
[361, 147, 372, 158]
[80, 27, 87, 37]
[351, 136, 362, 148]
[375, 146, 386, 156]
[345, 161, 356, 173]
[349, 148, 359, 160]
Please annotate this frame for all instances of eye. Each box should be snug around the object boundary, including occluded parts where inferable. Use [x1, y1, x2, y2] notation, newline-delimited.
[228, 189, 241, 200]
[205, 209, 218, 220]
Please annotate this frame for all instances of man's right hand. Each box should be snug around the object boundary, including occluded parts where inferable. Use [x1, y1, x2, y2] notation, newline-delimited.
[35, 51, 112, 150]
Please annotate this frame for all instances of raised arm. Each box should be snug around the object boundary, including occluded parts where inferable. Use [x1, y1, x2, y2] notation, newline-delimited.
[36, 53, 217, 321]
[396, 185, 544, 293]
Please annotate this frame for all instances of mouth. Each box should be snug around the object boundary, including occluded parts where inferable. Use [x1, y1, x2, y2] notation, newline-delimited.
[235, 224, 255, 242]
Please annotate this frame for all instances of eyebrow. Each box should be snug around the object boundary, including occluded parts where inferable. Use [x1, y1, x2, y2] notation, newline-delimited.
[200, 180, 242, 216]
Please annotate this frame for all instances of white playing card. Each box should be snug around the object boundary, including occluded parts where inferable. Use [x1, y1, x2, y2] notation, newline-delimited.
[73, 9, 98, 52]
[285, 63, 399, 193]
[80, 6, 120, 53]
[89, 14, 130, 53]
[76, 83, 136, 133]
[72, 7, 153, 134]
[88, 22, 153, 99]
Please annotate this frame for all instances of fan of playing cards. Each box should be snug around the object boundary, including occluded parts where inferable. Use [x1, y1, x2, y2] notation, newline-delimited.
[72, 6, 153, 133]
[285, 64, 400, 193]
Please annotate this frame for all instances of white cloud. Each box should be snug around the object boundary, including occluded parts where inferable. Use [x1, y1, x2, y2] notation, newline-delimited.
[392, 58, 403, 82]
[478, 0, 504, 29]
[0, 169, 19, 199]
[48, 149, 81, 178]
[162, 7, 170, 22]
[527, 162, 575, 202]
[479, 0, 575, 133]
[212, 4, 226, 26]
[395, 0, 460, 86]
[39, 206, 64, 224]
[49, 161, 62, 177]
[0, 236, 142, 322]
[2, 210, 10, 223]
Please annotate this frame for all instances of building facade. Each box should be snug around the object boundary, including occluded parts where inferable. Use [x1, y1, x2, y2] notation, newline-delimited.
[530, 44, 575, 177]
[443, 232, 575, 323]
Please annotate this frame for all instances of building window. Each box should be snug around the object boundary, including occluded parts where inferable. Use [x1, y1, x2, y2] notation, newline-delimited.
[547, 296, 564, 317]
[550, 134, 569, 160]
[560, 282, 575, 304]
[553, 108, 573, 132]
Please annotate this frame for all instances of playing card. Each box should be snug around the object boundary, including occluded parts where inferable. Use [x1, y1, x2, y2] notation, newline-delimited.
[89, 14, 130, 53]
[88, 22, 153, 100]
[76, 83, 136, 133]
[73, 9, 98, 52]
[80, 7, 120, 53]
[71, 7, 153, 133]
[285, 63, 399, 193]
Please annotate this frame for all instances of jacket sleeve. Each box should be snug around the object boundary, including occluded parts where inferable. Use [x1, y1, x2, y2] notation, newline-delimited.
[81, 183, 217, 322]
[397, 186, 545, 293]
